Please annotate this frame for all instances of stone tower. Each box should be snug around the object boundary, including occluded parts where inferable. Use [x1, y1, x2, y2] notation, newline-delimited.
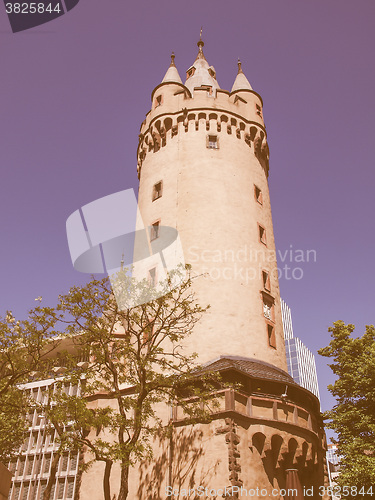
[137, 38, 286, 371]
[132, 38, 328, 499]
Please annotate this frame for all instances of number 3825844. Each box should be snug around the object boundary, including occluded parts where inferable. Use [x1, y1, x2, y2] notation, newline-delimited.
[5, 3, 61, 14]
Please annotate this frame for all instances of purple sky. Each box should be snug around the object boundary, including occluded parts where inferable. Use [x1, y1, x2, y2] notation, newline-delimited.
[1, 0, 375, 420]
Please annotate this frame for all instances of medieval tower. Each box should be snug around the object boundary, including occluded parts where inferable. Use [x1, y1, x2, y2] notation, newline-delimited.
[128, 37, 329, 499]
[81, 37, 329, 499]
[136, 37, 285, 370]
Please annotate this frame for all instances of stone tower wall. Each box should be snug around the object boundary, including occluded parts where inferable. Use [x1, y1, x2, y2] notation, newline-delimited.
[136, 82, 287, 371]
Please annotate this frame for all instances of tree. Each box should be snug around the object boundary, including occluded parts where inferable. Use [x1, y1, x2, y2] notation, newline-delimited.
[40, 266, 216, 500]
[318, 321, 375, 494]
[0, 307, 59, 463]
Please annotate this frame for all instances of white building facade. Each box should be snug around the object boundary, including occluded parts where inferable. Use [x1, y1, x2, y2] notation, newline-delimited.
[7, 379, 80, 500]
[281, 299, 321, 401]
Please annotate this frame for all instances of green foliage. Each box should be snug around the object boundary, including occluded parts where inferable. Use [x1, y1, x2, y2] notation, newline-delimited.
[318, 321, 375, 490]
[0, 307, 59, 462]
[0, 387, 29, 463]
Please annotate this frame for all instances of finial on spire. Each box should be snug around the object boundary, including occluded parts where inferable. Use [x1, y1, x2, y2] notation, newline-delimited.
[197, 26, 204, 52]
[237, 58, 243, 74]
[170, 51, 176, 66]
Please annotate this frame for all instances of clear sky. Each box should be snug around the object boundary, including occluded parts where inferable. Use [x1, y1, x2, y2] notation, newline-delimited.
[1, 0, 374, 420]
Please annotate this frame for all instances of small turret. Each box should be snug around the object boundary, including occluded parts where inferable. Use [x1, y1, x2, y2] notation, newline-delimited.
[231, 59, 253, 92]
[184, 34, 220, 95]
[162, 52, 182, 84]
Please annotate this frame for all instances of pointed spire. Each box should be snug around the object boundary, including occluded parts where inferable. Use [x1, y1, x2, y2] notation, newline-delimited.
[162, 52, 182, 84]
[185, 34, 220, 95]
[196, 27, 206, 60]
[231, 58, 253, 92]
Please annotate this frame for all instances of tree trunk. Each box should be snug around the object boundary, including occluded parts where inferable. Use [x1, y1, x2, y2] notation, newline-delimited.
[117, 461, 130, 500]
[103, 459, 113, 500]
[43, 453, 59, 500]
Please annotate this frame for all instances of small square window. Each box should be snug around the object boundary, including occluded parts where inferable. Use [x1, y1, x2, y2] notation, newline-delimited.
[201, 85, 213, 96]
[186, 67, 196, 79]
[152, 181, 163, 201]
[263, 301, 274, 321]
[267, 324, 276, 349]
[258, 224, 266, 245]
[262, 271, 270, 291]
[150, 221, 160, 241]
[254, 185, 263, 205]
[207, 135, 218, 149]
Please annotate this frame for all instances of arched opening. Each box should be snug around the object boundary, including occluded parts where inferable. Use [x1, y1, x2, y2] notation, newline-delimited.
[164, 117, 172, 133]
[250, 126, 257, 141]
[252, 432, 266, 457]
[271, 434, 284, 467]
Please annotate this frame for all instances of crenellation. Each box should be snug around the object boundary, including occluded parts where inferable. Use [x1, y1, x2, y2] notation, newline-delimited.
[137, 106, 269, 178]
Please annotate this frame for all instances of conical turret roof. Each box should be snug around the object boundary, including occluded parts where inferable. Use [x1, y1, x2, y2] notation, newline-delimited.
[162, 53, 182, 84]
[231, 60, 252, 92]
[184, 36, 220, 95]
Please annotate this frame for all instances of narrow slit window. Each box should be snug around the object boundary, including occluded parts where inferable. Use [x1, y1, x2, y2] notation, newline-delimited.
[256, 104, 262, 117]
[148, 267, 157, 287]
[155, 95, 163, 108]
[262, 270, 270, 291]
[207, 135, 218, 149]
[268, 324, 276, 348]
[152, 181, 163, 201]
[150, 221, 160, 241]
[254, 185, 263, 205]
[258, 224, 267, 245]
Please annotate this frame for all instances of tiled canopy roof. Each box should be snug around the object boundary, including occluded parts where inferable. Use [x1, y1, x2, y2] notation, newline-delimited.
[200, 356, 297, 386]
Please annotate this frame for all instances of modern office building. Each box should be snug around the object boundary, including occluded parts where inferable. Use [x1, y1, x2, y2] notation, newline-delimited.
[281, 299, 321, 400]
[7, 379, 80, 500]
[326, 444, 339, 467]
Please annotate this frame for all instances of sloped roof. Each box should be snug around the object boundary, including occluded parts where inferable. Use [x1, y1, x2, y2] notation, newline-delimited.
[201, 355, 297, 385]
[231, 60, 253, 92]
[184, 38, 220, 95]
[162, 53, 182, 84]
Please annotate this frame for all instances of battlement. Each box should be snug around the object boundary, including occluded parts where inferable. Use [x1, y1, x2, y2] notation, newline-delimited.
[137, 82, 269, 179]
